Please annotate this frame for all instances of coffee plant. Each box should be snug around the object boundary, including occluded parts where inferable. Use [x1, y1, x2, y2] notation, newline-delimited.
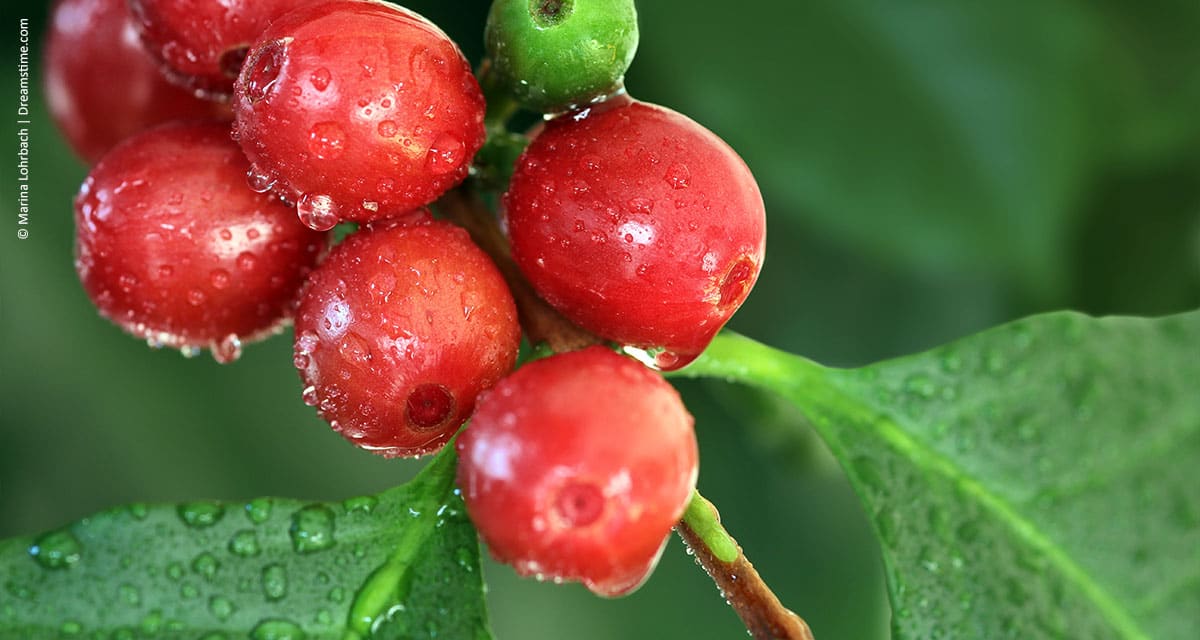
[2, 0, 1197, 639]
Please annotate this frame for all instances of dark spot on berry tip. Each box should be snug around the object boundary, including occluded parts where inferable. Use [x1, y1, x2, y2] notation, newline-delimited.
[554, 481, 605, 528]
[406, 383, 455, 430]
[530, 0, 574, 27]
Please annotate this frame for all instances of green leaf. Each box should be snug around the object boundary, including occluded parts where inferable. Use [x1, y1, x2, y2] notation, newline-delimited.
[0, 445, 491, 640]
[676, 312, 1199, 639]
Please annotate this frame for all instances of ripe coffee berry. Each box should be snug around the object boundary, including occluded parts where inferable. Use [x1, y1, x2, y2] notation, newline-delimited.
[44, 0, 229, 163]
[457, 346, 698, 597]
[232, 0, 487, 231]
[130, 0, 324, 100]
[506, 96, 766, 370]
[486, 0, 639, 112]
[74, 121, 328, 362]
[294, 217, 520, 457]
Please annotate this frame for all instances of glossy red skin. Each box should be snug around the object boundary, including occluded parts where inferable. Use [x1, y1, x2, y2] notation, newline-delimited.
[456, 347, 698, 596]
[294, 218, 520, 457]
[232, 0, 487, 226]
[131, 0, 325, 99]
[43, 0, 230, 164]
[74, 122, 328, 361]
[506, 97, 766, 370]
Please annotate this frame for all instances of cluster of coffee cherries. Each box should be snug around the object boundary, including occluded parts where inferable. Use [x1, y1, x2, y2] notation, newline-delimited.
[50, 0, 764, 596]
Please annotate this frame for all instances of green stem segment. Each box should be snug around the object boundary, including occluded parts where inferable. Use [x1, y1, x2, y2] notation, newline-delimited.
[436, 183, 815, 640]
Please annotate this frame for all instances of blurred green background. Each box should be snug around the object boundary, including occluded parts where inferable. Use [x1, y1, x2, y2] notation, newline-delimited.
[1, 1, 1198, 638]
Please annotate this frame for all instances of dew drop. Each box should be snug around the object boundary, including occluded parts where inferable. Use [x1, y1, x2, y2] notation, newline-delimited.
[309, 67, 331, 91]
[250, 619, 304, 640]
[210, 269, 231, 290]
[178, 501, 225, 528]
[246, 165, 276, 193]
[212, 333, 243, 364]
[245, 497, 273, 524]
[229, 529, 262, 557]
[426, 133, 465, 175]
[308, 122, 346, 159]
[29, 530, 82, 570]
[342, 495, 378, 514]
[191, 552, 219, 580]
[297, 193, 338, 231]
[289, 505, 336, 553]
[208, 595, 235, 621]
[261, 563, 288, 601]
[664, 163, 691, 189]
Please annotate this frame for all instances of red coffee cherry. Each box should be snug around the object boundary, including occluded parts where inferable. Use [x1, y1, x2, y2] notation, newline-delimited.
[232, 0, 487, 231]
[130, 0, 325, 100]
[505, 97, 766, 371]
[294, 217, 520, 457]
[44, 0, 229, 164]
[457, 347, 699, 596]
[74, 121, 328, 362]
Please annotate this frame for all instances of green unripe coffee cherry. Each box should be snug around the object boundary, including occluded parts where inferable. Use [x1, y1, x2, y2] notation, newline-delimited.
[485, 0, 638, 113]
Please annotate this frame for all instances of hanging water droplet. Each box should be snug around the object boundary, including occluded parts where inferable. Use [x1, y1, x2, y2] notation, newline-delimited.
[289, 505, 336, 553]
[246, 164, 277, 193]
[297, 193, 338, 231]
[212, 334, 243, 364]
[302, 385, 319, 406]
[177, 501, 225, 528]
[29, 530, 82, 570]
[180, 345, 202, 358]
[261, 563, 288, 601]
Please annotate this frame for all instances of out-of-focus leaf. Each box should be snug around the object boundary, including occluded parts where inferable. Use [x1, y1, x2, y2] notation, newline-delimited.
[677, 313, 1199, 638]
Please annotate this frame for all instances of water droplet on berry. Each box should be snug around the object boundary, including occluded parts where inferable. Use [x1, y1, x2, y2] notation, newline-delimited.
[178, 502, 225, 528]
[187, 289, 206, 306]
[626, 197, 654, 215]
[290, 505, 336, 553]
[246, 165, 276, 193]
[237, 252, 259, 272]
[377, 120, 398, 138]
[180, 345, 202, 358]
[376, 178, 395, 194]
[302, 385, 319, 406]
[29, 530, 82, 570]
[664, 163, 691, 189]
[210, 269, 231, 290]
[261, 563, 287, 600]
[426, 133, 465, 175]
[297, 194, 339, 231]
[212, 334, 243, 364]
[309, 67, 331, 91]
[308, 122, 346, 160]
